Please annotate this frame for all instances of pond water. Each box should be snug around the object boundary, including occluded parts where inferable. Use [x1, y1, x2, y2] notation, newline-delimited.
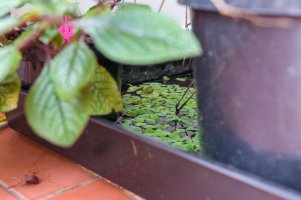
[121, 75, 201, 153]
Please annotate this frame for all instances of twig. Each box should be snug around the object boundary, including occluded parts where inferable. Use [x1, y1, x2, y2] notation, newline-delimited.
[185, 22, 191, 29]
[176, 91, 195, 116]
[75, 0, 82, 16]
[158, 0, 165, 13]
[175, 81, 195, 115]
[115, 114, 125, 124]
[185, 5, 188, 28]
[181, 57, 192, 71]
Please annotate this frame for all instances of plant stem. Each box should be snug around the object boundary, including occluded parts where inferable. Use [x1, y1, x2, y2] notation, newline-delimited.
[158, 0, 165, 13]
[175, 81, 195, 115]
[185, 5, 188, 28]
[176, 91, 195, 116]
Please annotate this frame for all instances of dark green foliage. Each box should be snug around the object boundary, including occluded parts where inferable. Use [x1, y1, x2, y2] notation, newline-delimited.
[0, 1, 201, 147]
[122, 81, 201, 153]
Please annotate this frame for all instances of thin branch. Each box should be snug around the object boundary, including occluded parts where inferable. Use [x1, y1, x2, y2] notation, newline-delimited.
[185, 23, 191, 29]
[158, 0, 165, 13]
[185, 5, 188, 28]
[175, 81, 195, 115]
[176, 91, 196, 116]
[75, 1, 82, 16]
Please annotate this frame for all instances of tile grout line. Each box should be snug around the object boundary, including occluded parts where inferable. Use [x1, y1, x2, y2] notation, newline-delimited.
[0, 180, 27, 200]
[79, 165, 102, 177]
[38, 176, 101, 200]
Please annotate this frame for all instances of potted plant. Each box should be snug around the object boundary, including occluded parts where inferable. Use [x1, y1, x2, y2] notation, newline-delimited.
[179, 0, 301, 191]
[3, 1, 301, 199]
[0, 0, 201, 146]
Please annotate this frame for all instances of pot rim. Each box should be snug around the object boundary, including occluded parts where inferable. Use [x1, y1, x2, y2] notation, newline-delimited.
[178, 0, 301, 17]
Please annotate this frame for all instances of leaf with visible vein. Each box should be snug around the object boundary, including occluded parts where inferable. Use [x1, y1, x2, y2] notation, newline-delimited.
[50, 40, 97, 101]
[75, 3, 202, 65]
[25, 65, 91, 147]
[89, 66, 122, 115]
[0, 45, 22, 82]
[0, 74, 21, 112]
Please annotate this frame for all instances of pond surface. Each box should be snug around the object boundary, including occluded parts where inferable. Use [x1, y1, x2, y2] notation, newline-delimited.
[121, 76, 201, 153]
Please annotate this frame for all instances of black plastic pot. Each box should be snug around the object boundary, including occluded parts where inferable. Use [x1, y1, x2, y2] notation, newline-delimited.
[179, 0, 301, 191]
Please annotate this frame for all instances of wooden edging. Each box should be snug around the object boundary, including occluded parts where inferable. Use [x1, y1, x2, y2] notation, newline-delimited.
[7, 91, 301, 200]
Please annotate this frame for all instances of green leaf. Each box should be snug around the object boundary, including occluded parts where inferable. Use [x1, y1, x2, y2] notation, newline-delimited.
[163, 76, 170, 81]
[83, 6, 110, 19]
[89, 66, 122, 115]
[0, 45, 22, 82]
[0, 17, 19, 35]
[0, 74, 21, 112]
[117, 3, 151, 12]
[121, 81, 201, 152]
[25, 65, 91, 147]
[142, 85, 154, 94]
[76, 3, 202, 65]
[50, 40, 97, 101]
[0, 0, 24, 17]
[127, 86, 139, 93]
[38, 25, 64, 50]
[39, 27, 60, 45]
[135, 118, 145, 123]
[151, 115, 160, 121]
[29, 0, 78, 17]
[176, 77, 187, 82]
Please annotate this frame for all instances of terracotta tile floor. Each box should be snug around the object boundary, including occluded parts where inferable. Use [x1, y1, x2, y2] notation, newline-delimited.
[0, 127, 142, 200]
